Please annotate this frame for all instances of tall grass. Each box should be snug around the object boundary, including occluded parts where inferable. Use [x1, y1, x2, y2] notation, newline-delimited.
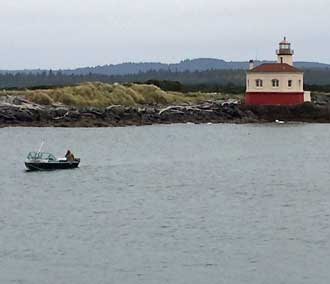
[2, 82, 232, 107]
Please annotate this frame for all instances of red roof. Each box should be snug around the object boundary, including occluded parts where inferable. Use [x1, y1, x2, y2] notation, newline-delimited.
[249, 63, 302, 73]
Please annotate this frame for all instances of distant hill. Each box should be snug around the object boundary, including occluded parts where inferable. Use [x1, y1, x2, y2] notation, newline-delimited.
[61, 59, 330, 76]
[294, 62, 330, 69]
[1, 58, 329, 76]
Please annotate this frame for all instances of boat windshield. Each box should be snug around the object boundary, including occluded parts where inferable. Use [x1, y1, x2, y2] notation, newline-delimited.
[27, 152, 57, 161]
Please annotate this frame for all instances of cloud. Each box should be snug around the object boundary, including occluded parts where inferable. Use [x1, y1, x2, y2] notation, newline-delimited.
[0, 0, 329, 69]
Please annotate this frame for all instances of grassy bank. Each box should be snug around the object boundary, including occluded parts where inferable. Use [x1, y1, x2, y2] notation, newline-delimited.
[1, 82, 244, 107]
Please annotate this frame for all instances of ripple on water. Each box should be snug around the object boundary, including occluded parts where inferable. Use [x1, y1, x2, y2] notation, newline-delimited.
[1, 124, 330, 284]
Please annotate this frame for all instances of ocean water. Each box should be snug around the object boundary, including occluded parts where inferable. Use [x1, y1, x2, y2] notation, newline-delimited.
[1, 123, 330, 284]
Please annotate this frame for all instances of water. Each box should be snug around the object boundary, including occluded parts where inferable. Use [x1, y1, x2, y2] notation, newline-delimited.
[1, 123, 330, 284]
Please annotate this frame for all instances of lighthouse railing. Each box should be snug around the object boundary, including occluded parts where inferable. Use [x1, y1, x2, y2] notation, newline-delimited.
[276, 49, 294, 55]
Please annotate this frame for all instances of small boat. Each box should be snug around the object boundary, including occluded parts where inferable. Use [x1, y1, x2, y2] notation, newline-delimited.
[25, 152, 80, 171]
[275, 119, 285, 124]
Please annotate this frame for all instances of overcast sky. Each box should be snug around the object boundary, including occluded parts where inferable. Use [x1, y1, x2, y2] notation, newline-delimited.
[0, 0, 329, 69]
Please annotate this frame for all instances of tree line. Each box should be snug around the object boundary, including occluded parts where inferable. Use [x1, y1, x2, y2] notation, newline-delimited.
[1, 69, 330, 93]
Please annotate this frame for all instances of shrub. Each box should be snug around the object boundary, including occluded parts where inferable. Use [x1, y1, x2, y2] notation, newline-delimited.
[58, 93, 77, 106]
[27, 92, 53, 105]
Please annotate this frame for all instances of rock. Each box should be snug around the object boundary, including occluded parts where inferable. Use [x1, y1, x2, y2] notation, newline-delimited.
[65, 110, 81, 120]
[50, 107, 70, 119]
[13, 109, 34, 121]
[80, 107, 105, 118]
[105, 105, 126, 115]
[0, 108, 16, 121]
[1, 95, 330, 127]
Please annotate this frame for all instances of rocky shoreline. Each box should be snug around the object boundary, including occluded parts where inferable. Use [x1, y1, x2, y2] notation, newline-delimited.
[1, 96, 330, 127]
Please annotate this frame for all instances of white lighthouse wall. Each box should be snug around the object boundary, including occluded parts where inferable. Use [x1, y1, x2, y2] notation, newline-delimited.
[246, 72, 304, 93]
[304, 91, 311, 102]
[277, 55, 293, 66]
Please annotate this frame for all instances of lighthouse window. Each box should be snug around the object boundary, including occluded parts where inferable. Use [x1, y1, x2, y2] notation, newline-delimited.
[280, 43, 290, 49]
[272, 79, 280, 88]
[256, 79, 263, 88]
[288, 80, 292, 87]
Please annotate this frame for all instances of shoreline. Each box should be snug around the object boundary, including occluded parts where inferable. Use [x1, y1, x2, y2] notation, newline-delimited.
[1, 99, 330, 128]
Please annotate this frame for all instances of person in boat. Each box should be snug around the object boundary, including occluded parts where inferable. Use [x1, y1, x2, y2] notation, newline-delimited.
[65, 150, 75, 161]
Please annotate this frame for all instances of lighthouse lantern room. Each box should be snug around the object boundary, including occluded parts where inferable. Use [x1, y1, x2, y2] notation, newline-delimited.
[245, 38, 311, 105]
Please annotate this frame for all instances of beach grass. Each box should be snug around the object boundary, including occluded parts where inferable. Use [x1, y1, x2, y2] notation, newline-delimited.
[1, 82, 244, 107]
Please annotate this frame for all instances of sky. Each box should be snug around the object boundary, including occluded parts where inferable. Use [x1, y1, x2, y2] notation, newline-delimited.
[0, 0, 329, 69]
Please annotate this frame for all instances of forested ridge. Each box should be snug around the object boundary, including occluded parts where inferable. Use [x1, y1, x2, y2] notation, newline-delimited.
[1, 68, 330, 93]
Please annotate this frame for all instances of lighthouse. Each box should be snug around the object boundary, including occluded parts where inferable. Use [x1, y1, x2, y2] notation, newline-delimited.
[245, 38, 311, 105]
[277, 37, 294, 65]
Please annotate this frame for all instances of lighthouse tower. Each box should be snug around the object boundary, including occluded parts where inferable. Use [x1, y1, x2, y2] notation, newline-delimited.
[277, 37, 294, 66]
[245, 38, 311, 105]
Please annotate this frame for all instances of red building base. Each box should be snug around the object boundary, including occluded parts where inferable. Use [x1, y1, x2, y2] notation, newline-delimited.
[245, 92, 304, 105]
